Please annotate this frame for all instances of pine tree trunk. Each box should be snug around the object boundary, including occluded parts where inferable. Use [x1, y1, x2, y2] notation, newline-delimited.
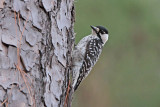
[0, 0, 75, 107]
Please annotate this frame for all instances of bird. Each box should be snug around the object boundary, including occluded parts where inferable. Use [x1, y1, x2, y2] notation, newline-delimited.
[72, 25, 109, 91]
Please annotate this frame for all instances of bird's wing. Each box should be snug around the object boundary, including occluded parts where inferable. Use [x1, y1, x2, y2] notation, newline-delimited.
[74, 38, 103, 91]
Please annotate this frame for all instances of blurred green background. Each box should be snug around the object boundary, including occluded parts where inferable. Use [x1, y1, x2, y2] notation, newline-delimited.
[72, 0, 160, 107]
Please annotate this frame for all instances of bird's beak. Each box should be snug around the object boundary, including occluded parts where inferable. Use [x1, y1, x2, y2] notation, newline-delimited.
[90, 25, 99, 33]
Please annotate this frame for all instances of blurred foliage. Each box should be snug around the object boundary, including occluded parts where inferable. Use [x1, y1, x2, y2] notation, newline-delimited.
[72, 0, 160, 107]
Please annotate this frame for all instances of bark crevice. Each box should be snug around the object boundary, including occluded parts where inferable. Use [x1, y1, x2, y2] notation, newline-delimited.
[0, 0, 75, 107]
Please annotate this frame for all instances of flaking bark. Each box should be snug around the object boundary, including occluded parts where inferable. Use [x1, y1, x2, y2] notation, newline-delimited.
[0, 0, 75, 107]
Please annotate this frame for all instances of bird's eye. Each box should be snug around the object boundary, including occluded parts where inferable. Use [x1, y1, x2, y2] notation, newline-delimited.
[100, 31, 104, 34]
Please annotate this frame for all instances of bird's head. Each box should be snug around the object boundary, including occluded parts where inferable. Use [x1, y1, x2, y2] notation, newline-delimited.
[91, 25, 109, 44]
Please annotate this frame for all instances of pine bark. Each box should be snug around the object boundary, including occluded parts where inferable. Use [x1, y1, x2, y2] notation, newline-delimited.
[0, 0, 75, 107]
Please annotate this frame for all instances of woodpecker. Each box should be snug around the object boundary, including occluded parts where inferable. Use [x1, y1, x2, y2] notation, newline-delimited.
[72, 25, 109, 91]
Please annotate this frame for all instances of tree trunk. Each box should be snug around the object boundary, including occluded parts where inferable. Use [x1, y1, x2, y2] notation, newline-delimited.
[0, 0, 75, 107]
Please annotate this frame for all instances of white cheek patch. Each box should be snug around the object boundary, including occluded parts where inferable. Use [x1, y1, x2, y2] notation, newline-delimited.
[101, 34, 108, 44]
[96, 28, 99, 32]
